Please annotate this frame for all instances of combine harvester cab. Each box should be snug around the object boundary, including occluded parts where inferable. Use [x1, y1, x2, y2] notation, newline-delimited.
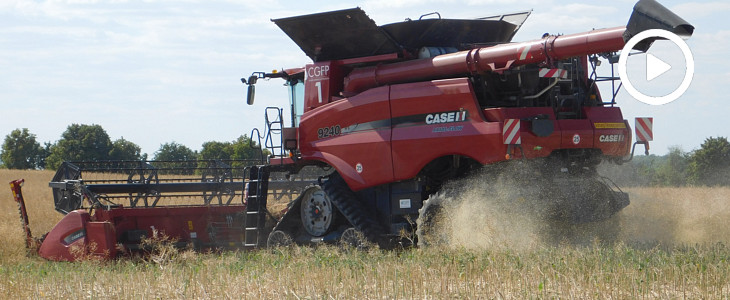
[243, 0, 693, 247]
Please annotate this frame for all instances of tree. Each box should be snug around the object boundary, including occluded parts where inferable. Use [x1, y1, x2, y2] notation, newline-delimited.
[198, 136, 267, 175]
[153, 142, 197, 161]
[1, 128, 44, 169]
[45, 124, 113, 169]
[152, 142, 198, 175]
[199, 141, 232, 160]
[200, 135, 267, 162]
[687, 136, 730, 186]
[109, 138, 145, 161]
[654, 146, 688, 186]
[230, 135, 267, 162]
[39, 142, 52, 169]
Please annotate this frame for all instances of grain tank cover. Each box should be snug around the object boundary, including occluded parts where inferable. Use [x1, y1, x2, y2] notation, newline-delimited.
[272, 8, 401, 62]
[273, 8, 528, 62]
[380, 18, 518, 51]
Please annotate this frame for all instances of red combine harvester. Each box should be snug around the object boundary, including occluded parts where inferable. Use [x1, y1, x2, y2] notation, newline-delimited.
[9, 0, 693, 260]
[242, 0, 692, 247]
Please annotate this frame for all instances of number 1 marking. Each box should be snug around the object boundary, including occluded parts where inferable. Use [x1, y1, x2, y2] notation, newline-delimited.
[315, 81, 323, 103]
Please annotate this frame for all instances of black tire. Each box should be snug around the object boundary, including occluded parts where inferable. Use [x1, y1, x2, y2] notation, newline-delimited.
[416, 193, 449, 247]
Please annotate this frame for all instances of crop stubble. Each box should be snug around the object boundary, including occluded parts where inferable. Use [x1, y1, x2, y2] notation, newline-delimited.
[0, 169, 729, 298]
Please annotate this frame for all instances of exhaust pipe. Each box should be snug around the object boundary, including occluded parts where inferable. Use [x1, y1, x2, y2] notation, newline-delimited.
[624, 0, 694, 51]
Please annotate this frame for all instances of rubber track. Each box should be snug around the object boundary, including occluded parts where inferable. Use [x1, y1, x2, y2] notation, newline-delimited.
[269, 192, 304, 234]
[322, 173, 385, 242]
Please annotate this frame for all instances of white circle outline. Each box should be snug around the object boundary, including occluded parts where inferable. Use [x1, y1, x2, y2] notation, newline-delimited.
[618, 29, 694, 105]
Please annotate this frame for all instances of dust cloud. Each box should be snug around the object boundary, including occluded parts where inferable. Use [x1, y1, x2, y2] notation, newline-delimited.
[424, 170, 548, 251]
[426, 170, 730, 250]
[617, 187, 730, 246]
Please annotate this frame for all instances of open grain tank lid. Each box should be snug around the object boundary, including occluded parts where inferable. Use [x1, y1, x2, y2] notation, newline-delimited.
[272, 8, 530, 62]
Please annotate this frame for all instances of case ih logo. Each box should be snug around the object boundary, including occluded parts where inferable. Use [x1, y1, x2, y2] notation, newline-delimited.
[425, 111, 468, 125]
[599, 134, 626, 143]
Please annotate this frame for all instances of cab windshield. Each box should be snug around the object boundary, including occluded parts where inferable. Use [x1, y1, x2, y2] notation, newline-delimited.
[287, 78, 305, 127]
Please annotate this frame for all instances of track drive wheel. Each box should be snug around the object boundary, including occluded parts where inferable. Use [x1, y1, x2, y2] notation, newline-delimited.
[300, 186, 335, 237]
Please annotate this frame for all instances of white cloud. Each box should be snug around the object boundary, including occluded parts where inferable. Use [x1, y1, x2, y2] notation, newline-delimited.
[689, 30, 730, 57]
[519, 3, 624, 37]
[671, 2, 730, 19]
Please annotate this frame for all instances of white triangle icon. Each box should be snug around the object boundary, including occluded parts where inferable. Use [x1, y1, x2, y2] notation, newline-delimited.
[646, 53, 671, 81]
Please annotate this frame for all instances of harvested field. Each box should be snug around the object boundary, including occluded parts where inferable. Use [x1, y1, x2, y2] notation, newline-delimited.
[1, 169, 729, 298]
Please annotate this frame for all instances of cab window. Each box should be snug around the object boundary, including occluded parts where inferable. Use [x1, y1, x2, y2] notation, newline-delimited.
[288, 79, 305, 127]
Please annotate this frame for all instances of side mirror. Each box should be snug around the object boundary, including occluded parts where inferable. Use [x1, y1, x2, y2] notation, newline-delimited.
[243, 75, 259, 105]
[246, 84, 256, 105]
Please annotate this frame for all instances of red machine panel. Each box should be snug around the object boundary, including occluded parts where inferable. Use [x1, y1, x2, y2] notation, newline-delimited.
[85, 222, 117, 259]
[483, 107, 563, 159]
[585, 107, 632, 156]
[304, 61, 343, 111]
[299, 85, 394, 191]
[390, 78, 503, 181]
[37, 205, 247, 261]
[39, 210, 92, 261]
[558, 120, 594, 149]
[95, 205, 247, 249]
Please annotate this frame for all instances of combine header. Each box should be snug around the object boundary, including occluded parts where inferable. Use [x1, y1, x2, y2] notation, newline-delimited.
[11, 160, 315, 261]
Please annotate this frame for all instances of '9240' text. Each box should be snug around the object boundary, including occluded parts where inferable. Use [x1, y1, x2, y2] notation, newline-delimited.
[317, 125, 341, 139]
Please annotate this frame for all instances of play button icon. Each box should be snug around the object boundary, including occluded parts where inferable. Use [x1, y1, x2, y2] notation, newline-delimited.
[618, 29, 694, 106]
[646, 53, 671, 81]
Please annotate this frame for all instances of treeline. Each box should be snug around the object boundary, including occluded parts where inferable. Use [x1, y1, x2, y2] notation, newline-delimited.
[599, 137, 730, 187]
[3, 125, 729, 187]
[0, 124, 265, 170]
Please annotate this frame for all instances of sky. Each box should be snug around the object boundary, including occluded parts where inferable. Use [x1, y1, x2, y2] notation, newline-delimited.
[1, 0, 729, 158]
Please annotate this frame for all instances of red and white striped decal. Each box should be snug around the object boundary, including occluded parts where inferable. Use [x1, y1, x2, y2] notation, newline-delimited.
[635, 117, 653, 142]
[538, 68, 568, 79]
[503, 119, 521, 145]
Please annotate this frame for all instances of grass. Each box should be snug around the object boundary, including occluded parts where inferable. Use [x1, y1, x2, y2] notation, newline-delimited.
[1, 244, 729, 298]
[1, 169, 730, 298]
